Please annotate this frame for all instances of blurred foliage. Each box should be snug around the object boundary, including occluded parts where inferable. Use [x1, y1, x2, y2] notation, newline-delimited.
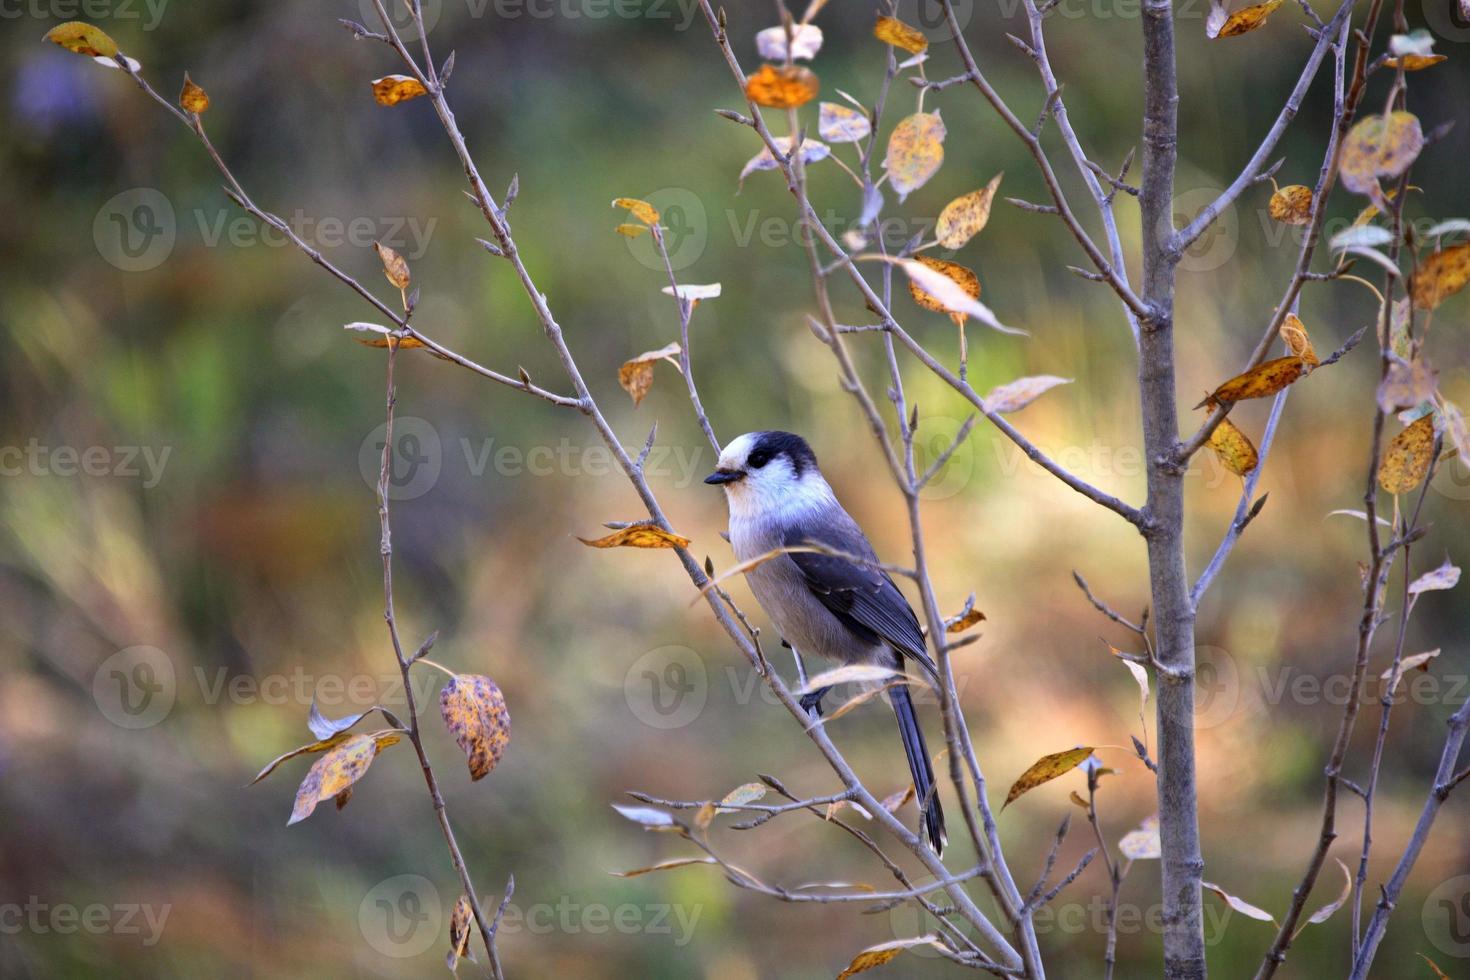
[2, 0, 1469, 977]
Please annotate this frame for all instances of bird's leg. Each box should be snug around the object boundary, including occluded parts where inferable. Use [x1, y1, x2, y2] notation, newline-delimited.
[799, 685, 832, 719]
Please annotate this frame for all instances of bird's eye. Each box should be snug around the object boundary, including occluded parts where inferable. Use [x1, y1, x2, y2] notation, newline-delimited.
[748, 449, 773, 469]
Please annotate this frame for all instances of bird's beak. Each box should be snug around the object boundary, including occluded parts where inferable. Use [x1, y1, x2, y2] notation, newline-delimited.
[704, 468, 744, 485]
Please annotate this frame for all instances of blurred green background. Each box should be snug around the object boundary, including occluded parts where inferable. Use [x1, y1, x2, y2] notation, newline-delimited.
[2, 0, 1469, 976]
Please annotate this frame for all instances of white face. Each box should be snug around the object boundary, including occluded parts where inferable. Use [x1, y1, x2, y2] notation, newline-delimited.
[709, 432, 830, 521]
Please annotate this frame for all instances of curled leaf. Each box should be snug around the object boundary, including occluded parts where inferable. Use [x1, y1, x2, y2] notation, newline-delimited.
[755, 23, 823, 61]
[446, 895, 476, 970]
[1384, 54, 1446, 70]
[1377, 414, 1435, 493]
[661, 283, 722, 302]
[946, 607, 987, 633]
[1198, 356, 1307, 407]
[439, 674, 511, 781]
[1382, 649, 1441, 693]
[611, 856, 717, 878]
[837, 935, 940, 979]
[374, 241, 411, 290]
[1003, 746, 1094, 809]
[617, 341, 682, 407]
[179, 73, 210, 114]
[578, 523, 691, 550]
[884, 112, 946, 202]
[873, 16, 928, 54]
[982, 375, 1071, 414]
[613, 197, 660, 226]
[1295, 859, 1352, 936]
[936, 173, 1004, 249]
[1279, 313, 1319, 366]
[1408, 559, 1460, 595]
[371, 74, 429, 107]
[738, 136, 830, 185]
[288, 730, 401, 825]
[43, 21, 118, 58]
[1210, 0, 1285, 37]
[1206, 417, 1260, 477]
[1202, 881, 1277, 923]
[251, 732, 352, 785]
[744, 63, 819, 109]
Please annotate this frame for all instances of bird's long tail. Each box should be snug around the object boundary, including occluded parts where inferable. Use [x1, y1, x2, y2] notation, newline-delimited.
[891, 684, 946, 856]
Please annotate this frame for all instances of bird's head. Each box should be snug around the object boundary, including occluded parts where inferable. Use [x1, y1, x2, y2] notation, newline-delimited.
[705, 431, 829, 519]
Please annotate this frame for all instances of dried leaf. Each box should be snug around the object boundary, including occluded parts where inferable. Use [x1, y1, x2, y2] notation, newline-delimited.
[371, 74, 429, 107]
[578, 523, 691, 550]
[288, 730, 400, 825]
[755, 23, 824, 61]
[1202, 881, 1277, 923]
[982, 375, 1072, 414]
[936, 173, 1004, 249]
[615, 223, 649, 238]
[1199, 356, 1307, 407]
[1268, 184, 1314, 225]
[446, 895, 475, 971]
[873, 15, 928, 54]
[891, 256, 1021, 335]
[611, 803, 677, 828]
[738, 136, 831, 185]
[1339, 111, 1424, 204]
[307, 701, 401, 741]
[1383, 54, 1446, 70]
[881, 784, 916, 813]
[744, 63, 819, 109]
[1279, 313, 1319, 366]
[946, 607, 987, 633]
[836, 935, 939, 979]
[251, 732, 353, 785]
[884, 112, 946, 202]
[613, 197, 660, 226]
[1210, 0, 1285, 36]
[1002, 746, 1094, 808]
[374, 241, 411, 290]
[617, 342, 682, 407]
[1377, 358, 1438, 412]
[1118, 657, 1150, 714]
[1118, 815, 1162, 860]
[818, 102, 871, 143]
[1296, 859, 1352, 934]
[1382, 649, 1442, 693]
[1069, 790, 1089, 809]
[43, 21, 118, 58]
[661, 283, 722, 302]
[1420, 953, 1453, 979]
[1207, 417, 1260, 477]
[717, 782, 768, 813]
[1411, 243, 1470, 310]
[1408, 559, 1460, 595]
[611, 856, 717, 877]
[179, 73, 210, 114]
[353, 334, 427, 350]
[799, 663, 900, 694]
[1377, 414, 1436, 493]
[439, 674, 511, 781]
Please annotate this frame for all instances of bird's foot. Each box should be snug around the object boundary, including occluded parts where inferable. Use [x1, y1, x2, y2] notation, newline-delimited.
[799, 685, 832, 720]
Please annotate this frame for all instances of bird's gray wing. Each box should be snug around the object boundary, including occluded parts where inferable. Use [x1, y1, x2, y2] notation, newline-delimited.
[781, 522, 939, 679]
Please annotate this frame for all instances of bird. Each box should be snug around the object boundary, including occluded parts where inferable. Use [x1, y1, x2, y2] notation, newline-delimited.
[705, 430, 947, 855]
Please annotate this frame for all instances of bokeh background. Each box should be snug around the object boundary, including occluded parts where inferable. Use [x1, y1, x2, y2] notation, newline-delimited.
[2, 0, 1469, 976]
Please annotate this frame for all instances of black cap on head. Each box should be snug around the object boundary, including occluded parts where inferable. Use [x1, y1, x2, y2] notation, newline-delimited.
[748, 431, 817, 478]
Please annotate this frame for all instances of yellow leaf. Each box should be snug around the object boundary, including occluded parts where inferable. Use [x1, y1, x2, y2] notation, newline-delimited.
[1268, 184, 1313, 225]
[1339, 111, 1423, 201]
[884, 111, 946, 202]
[1002, 746, 1094, 809]
[717, 782, 767, 813]
[578, 523, 691, 550]
[1069, 790, 1090, 809]
[1279, 313, 1319, 366]
[1384, 54, 1446, 70]
[288, 730, 400, 825]
[374, 241, 411, 290]
[836, 935, 939, 979]
[946, 607, 987, 633]
[818, 102, 870, 144]
[179, 72, 210, 114]
[617, 341, 682, 407]
[446, 895, 475, 971]
[744, 63, 819, 109]
[353, 334, 428, 351]
[1207, 417, 1260, 477]
[439, 674, 511, 781]
[1411, 242, 1470, 310]
[1382, 649, 1441, 694]
[873, 15, 928, 54]
[1377, 414, 1436, 494]
[371, 74, 428, 107]
[1212, 0, 1285, 37]
[881, 784, 916, 813]
[251, 732, 353, 785]
[908, 255, 979, 322]
[694, 801, 717, 832]
[936, 173, 1004, 249]
[613, 197, 660, 225]
[1198, 355, 1307, 407]
[43, 21, 118, 58]
[615, 223, 649, 238]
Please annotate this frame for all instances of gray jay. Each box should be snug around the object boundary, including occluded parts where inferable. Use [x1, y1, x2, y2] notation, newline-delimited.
[705, 430, 946, 855]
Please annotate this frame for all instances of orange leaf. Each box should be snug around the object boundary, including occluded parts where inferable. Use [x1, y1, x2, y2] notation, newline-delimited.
[1003, 747, 1094, 808]
[1212, 0, 1285, 37]
[578, 523, 691, 550]
[873, 15, 928, 54]
[744, 64, 819, 109]
[288, 730, 400, 825]
[371, 74, 429, 107]
[179, 72, 210, 114]
[1206, 417, 1259, 477]
[1198, 356, 1307, 407]
[439, 674, 511, 781]
[884, 112, 946, 202]
[1377, 415, 1436, 494]
[1267, 185, 1313, 225]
